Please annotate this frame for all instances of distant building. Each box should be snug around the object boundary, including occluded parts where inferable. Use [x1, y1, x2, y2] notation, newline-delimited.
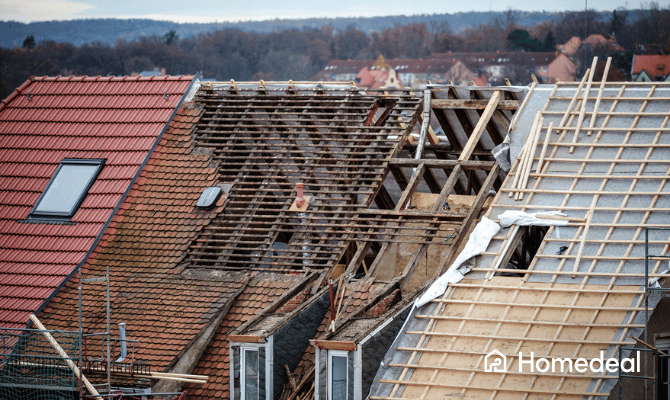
[432, 51, 574, 84]
[318, 52, 573, 88]
[317, 55, 477, 89]
[557, 34, 625, 56]
[631, 54, 670, 82]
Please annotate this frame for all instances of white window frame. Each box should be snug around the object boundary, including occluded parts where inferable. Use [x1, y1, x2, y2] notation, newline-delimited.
[328, 350, 348, 400]
[240, 347, 260, 400]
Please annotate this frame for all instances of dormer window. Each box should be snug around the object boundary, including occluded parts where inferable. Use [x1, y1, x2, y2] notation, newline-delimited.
[30, 159, 105, 219]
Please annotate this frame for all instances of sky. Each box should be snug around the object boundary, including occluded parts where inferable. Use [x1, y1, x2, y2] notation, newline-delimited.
[2, 0, 669, 23]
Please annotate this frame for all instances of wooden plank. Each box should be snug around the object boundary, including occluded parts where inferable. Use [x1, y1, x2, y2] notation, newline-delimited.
[396, 163, 425, 210]
[515, 114, 543, 200]
[535, 121, 553, 174]
[587, 57, 612, 134]
[431, 98, 519, 110]
[509, 81, 537, 131]
[374, 380, 607, 397]
[29, 314, 100, 397]
[569, 57, 598, 153]
[458, 90, 501, 161]
[228, 334, 266, 343]
[572, 196, 598, 277]
[310, 340, 356, 351]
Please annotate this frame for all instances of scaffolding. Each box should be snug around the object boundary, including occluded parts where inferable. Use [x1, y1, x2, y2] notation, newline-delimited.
[0, 327, 79, 399]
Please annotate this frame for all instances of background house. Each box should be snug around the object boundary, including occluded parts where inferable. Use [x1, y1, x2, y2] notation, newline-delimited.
[631, 54, 670, 82]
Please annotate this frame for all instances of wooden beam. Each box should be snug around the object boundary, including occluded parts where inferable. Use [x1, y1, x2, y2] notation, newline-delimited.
[310, 340, 356, 351]
[431, 98, 519, 110]
[228, 334, 266, 343]
[29, 314, 100, 397]
[389, 159, 495, 169]
[458, 90, 501, 161]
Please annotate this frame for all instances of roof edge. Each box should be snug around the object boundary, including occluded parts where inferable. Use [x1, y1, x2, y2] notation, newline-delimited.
[0, 77, 33, 114]
[233, 271, 320, 337]
[32, 75, 195, 82]
[30, 73, 200, 329]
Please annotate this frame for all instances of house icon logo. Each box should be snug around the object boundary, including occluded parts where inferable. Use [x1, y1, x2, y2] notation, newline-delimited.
[485, 349, 507, 372]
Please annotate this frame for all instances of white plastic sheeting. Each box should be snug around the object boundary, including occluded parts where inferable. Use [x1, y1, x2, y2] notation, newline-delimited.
[415, 217, 500, 308]
[498, 210, 569, 228]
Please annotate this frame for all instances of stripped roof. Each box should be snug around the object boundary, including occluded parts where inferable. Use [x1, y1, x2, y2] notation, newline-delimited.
[185, 83, 422, 272]
[0, 75, 193, 329]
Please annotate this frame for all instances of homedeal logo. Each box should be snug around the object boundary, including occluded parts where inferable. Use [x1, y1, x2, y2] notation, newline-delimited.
[484, 350, 641, 373]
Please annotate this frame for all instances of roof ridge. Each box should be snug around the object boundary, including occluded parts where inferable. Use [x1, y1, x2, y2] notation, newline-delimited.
[32, 75, 195, 82]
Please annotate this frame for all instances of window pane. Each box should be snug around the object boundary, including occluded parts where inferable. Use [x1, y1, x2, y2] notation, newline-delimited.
[331, 356, 347, 400]
[244, 350, 259, 400]
[34, 164, 99, 215]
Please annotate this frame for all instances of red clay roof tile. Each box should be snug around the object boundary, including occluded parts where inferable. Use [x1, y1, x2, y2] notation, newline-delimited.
[0, 75, 193, 329]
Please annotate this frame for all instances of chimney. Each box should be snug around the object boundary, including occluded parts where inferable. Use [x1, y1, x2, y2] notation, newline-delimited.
[295, 183, 305, 208]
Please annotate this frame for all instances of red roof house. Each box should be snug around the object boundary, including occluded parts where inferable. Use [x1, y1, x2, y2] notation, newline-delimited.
[0, 75, 194, 329]
[632, 54, 670, 82]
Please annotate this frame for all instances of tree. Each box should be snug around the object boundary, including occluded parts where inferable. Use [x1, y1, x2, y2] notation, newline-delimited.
[611, 9, 628, 34]
[333, 26, 369, 59]
[22, 35, 36, 49]
[507, 29, 544, 51]
[544, 31, 556, 51]
[163, 30, 178, 45]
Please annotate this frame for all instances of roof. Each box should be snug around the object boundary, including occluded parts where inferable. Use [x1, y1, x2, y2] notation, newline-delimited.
[38, 101, 244, 366]
[632, 54, 670, 79]
[184, 273, 305, 399]
[356, 68, 405, 89]
[38, 81, 524, 400]
[558, 36, 582, 55]
[0, 75, 193, 329]
[370, 80, 670, 399]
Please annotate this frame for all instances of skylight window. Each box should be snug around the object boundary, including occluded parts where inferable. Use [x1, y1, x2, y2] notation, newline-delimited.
[30, 159, 105, 219]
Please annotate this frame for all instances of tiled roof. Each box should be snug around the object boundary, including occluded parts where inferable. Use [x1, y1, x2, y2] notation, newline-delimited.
[184, 274, 303, 399]
[38, 102, 239, 368]
[633, 54, 670, 79]
[0, 75, 193, 329]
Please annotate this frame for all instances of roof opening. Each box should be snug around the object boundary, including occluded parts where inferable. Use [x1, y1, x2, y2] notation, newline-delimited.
[30, 158, 105, 219]
[498, 226, 548, 277]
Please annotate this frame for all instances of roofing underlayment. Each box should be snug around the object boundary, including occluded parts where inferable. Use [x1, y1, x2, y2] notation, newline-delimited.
[370, 80, 670, 399]
[0, 75, 193, 329]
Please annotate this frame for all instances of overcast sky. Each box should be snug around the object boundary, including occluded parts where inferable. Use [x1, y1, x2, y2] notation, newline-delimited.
[2, 0, 668, 23]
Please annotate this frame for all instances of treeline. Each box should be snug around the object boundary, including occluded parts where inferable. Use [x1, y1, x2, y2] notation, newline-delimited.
[2, 7, 670, 99]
